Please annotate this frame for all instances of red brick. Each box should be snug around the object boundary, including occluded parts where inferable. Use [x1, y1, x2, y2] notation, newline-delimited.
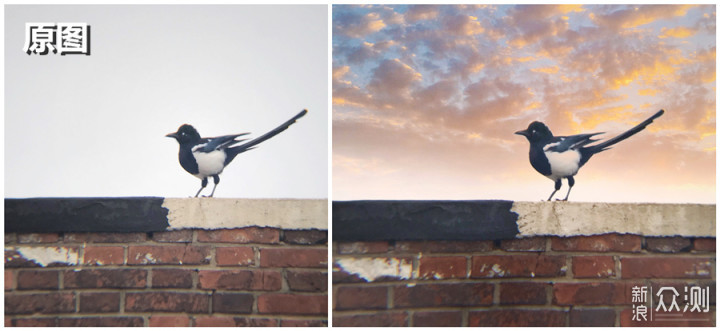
[212, 293, 254, 313]
[194, 316, 236, 327]
[333, 312, 408, 327]
[58, 317, 144, 327]
[413, 311, 462, 327]
[620, 309, 714, 327]
[5, 293, 75, 314]
[573, 256, 615, 278]
[152, 230, 193, 243]
[552, 234, 642, 252]
[282, 229, 327, 245]
[287, 270, 328, 292]
[260, 248, 327, 268]
[83, 246, 124, 265]
[127, 245, 211, 265]
[334, 286, 387, 310]
[570, 309, 616, 327]
[18, 233, 59, 243]
[198, 270, 281, 291]
[63, 232, 146, 243]
[13, 318, 58, 327]
[500, 237, 546, 251]
[336, 242, 389, 254]
[197, 227, 279, 244]
[152, 269, 193, 288]
[693, 238, 715, 252]
[646, 236, 692, 253]
[125, 292, 209, 313]
[233, 318, 277, 327]
[395, 240, 493, 253]
[419, 256, 466, 279]
[258, 294, 327, 315]
[553, 282, 627, 305]
[64, 269, 147, 289]
[280, 319, 327, 327]
[394, 283, 493, 308]
[500, 282, 548, 305]
[5, 270, 13, 290]
[149, 315, 190, 327]
[471, 255, 567, 278]
[469, 310, 566, 327]
[216, 246, 254, 266]
[621, 257, 713, 279]
[17, 270, 59, 290]
[78, 292, 120, 313]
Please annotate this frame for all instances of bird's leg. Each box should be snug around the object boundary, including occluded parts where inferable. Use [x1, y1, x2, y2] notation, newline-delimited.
[560, 176, 575, 201]
[547, 179, 562, 201]
[195, 177, 208, 197]
[207, 175, 220, 198]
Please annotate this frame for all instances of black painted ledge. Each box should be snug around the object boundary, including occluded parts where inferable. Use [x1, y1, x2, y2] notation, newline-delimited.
[332, 200, 520, 241]
[5, 198, 170, 233]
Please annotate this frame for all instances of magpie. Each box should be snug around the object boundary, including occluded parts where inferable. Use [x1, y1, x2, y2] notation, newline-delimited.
[166, 109, 307, 197]
[515, 109, 664, 201]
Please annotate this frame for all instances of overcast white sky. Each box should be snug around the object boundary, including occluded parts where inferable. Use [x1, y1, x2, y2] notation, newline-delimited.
[5, 5, 328, 199]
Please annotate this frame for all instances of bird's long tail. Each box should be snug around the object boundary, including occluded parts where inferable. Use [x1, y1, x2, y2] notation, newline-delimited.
[587, 109, 664, 153]
[226, 109, 308, 159]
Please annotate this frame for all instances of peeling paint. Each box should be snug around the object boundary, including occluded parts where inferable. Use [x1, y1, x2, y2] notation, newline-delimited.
[163, 198, 327, 230]
[336, 257, 412, 282]
[512, 202, 715, 237]
[488, 264, 506, 277]
[10, 247, 80, 266]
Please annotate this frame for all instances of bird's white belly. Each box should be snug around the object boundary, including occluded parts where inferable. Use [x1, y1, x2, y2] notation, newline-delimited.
[192, 150, 226, 177]
[544, 149, 580, 181]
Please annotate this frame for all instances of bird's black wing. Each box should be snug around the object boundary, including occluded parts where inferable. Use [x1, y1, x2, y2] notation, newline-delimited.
[545, 133, 603, 153]
[195, 133, 250, 153]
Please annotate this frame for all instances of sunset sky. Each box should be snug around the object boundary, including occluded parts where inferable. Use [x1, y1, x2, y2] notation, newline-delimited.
[332, 5, 715, 203]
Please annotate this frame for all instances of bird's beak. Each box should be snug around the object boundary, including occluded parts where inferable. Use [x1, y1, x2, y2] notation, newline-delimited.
[515, 129, 529, 137]
[165, 132, 178, 139]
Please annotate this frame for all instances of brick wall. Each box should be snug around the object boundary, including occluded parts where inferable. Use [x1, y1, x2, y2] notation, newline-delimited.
[333, 234, 715, 327]
[5, 227, 328, 327]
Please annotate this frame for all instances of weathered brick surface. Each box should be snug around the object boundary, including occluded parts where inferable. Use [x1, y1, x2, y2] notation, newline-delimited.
[78, 292, 120, 313]
[197, 227, 280, 244]
[500, 282, 548, 305]
[125, 292, 209, 313]
[469, 310, 566, 327]
[334, 286, 387, 310]
[83, 246, 124, 265]
[198, 270, 282, 291]
[152, 268, 193, 288]
[621, 257, 713, 279]
[572, 256, 615, 278]
[6, 226, 328, 325]
[413, 311, 463, 327]
[394, 283, 493, 308]
[551, 234, 642, 252]
[215, 246, 254, 266]
[260, 248, 327, 268]
[332, 234, 715, 327]
[17, 270, 58, 290]
[419, 256, 466, 279]
[471, 255, 567, 278]
[333, 312, 408, 327]
[287, 270, 328, 292]
[283, 229, 328, 245]
[257, 293, 327, 315]
[127, 245, 211, 265]
[64, 269, 147, 289]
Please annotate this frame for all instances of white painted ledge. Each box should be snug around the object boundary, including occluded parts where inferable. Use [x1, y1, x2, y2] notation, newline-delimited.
[163, 198, 328, 230]
[512, 202, 715, 237]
